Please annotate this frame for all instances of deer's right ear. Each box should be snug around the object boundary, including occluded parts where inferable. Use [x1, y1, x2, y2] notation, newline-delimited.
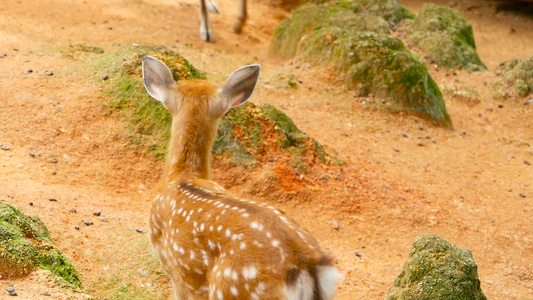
[142, 56, 176, 104]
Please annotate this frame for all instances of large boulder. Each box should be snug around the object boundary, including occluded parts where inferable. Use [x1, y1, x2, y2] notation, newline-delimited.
[271, 3, 452, 127]
[408, 4, 486, 72]
[386, 234, 487, 300]
[0, 203, 82, 288]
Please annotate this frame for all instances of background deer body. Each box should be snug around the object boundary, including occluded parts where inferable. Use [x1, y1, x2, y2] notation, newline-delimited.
[142, 56, 340, 299]
[199, 0, 247, 42]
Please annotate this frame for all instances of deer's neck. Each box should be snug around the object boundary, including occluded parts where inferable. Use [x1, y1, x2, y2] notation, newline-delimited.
[165, 117, 219, 181]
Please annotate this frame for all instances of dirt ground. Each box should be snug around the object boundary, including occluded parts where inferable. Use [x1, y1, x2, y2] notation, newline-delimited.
[0, 0, 532, 299]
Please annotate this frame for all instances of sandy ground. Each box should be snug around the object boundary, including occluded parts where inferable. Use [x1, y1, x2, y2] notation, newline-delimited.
[0, 0, 532, 299]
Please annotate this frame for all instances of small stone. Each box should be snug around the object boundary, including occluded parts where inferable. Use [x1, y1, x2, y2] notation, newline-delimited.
[75, 225, 80, 230]
[93, 211, 101, 216]
[6, 284, 17, 296]
[99, 217, 108, 222]
[52, 171, 57, 175]
[417, 143, 426, 147]
[102, 74, 109, 81]
[431, 139, 437, 143]
[83, 221, 94, 226]
[49, 198, 57, 202]
[524, 160, 530, 166]
[355, 252, 362, 258]
[27, 69, 33, 74]
[393, 148, 400, 152]
[498, 104, 503, 108]
[51, 158, 58, 163]
[335, 176, 341, 181]
[520, 193, 526, 198]
[267, 158, 275, 162]
[136, 228, 144, 233]
[402, 133, 411, 138]
[330, 221, 340, 230]
[29, 202, 33, 206]
[138, 269, 149, 277]
[71, 208, 77, 213]
[419, 126, 425, 131]
[294, 168, 300, 175]
[29, 151, 35, 157]
[48, 71, 54, 76]
[320, 175, 329, 181]
[1, 144, 11, 151]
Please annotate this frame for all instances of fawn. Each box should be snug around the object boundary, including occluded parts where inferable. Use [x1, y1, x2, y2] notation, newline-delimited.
[199, 0, 247, 42]
[142, 56, 341, 299]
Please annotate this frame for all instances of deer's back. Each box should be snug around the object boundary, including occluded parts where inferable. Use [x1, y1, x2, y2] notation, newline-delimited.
[149, 173, 331, 298]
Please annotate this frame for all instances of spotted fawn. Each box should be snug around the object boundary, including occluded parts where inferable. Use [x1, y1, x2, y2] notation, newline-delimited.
[142, 56, 341, 299]
[198, 0, 247, 42]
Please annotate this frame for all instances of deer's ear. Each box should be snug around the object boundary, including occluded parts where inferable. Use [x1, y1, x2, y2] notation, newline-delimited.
[142, 56, 177, 110]
[211, 64, 260, 117]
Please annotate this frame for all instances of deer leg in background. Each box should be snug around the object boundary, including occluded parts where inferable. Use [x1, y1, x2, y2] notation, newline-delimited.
[233, 0, 247, 34]
[199, 0, 214, 42]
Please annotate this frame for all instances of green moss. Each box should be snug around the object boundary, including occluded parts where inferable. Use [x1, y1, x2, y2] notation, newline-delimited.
[302, 29, 451, 126]
[500, 56, 533, 97]
[0, 220, 38, 278]
[214, 102, 330, 167]
[0, 203, 82, 288]
[354, 0, 412, 24]
[271, 2, 452, 126]
[386, 234, 487, 300]
[95, 45, 205, 159]
[409, 4, 486, 72]
[270, 4, 390, 59]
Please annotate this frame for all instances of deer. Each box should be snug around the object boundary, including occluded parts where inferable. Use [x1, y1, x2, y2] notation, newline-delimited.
[142, 55, 341, 299]
[199, 0, 247, 42]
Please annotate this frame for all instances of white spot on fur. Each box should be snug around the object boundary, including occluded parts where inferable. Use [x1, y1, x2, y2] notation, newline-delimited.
[242, 266, 257, 280]
[230, 286, 238, 296]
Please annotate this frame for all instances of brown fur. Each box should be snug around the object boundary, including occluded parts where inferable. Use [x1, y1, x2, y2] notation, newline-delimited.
[148, 76, 337, 299]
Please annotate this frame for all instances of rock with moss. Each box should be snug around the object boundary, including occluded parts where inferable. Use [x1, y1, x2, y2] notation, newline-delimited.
[96, 46, 331, 169]
[499, 56, 533, 97]
[304, 31, 450, 125]
[271, 3, 389, 59]
[386, 234, 487, 300]
[408, 4, 486, 72]
[96, 45, 205, 159]
[0, 203, 82, 288]
[303, 0, 415, 24]
[215, 102, 329, 169]
[271, 3, 452, 126]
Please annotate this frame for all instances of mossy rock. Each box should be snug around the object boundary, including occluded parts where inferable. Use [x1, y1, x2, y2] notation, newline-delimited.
[386, 234, 487, 300]
[408, 4, 486, 72]
[97, 45, 331, 169]
[353, 0, 414, 24]
[303, 0, 415, 24]
[0, 203, 82, 288]
[215, 102, 329, 169]
[271, 3, 451, 127]
[96, 45, 205, 159]
[270, 4, 389, 59]
[302, 28, 450, 126]
[499, 56, 533, 97]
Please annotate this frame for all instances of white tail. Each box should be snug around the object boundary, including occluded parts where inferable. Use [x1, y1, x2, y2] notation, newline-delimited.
[199, 0, 247, 42]
[142, 56, 341, 299]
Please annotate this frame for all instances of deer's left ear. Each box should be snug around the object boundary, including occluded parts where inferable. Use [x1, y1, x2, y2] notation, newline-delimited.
[211, 64, 260, 117]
